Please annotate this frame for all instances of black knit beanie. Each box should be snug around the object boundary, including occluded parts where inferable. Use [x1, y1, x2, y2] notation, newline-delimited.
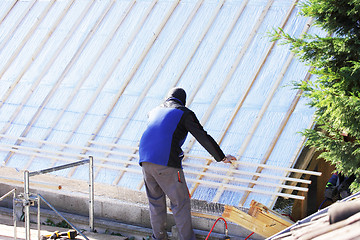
[166, 87, 186, 106]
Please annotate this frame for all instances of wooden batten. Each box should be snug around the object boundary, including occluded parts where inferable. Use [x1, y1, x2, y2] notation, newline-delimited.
[222, 200, 293, 238]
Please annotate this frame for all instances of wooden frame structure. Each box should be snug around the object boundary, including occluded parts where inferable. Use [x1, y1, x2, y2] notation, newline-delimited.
[0, 0, 324, 208]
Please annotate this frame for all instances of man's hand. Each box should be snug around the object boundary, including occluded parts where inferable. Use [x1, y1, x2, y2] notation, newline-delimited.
[223, 154, 236, 163]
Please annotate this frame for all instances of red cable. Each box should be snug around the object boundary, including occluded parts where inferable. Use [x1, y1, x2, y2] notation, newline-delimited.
[244, 231, 255, 240]
[205, 217, 228, 240]
[205, 217, 255, 240]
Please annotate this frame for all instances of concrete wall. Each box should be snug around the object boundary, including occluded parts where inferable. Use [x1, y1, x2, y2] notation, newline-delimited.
[0, 167, 263, 239]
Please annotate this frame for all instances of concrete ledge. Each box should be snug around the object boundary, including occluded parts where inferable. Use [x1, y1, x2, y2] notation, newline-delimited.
[0, 167, 263, 239]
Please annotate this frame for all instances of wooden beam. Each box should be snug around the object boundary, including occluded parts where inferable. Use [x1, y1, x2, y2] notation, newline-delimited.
[0, 0, 56, 80]
[105, 0, 182, 184]
[211, 0, 277, 202]
[0, 140, 312, 187]
[170, 0, 225, 88]
[118, 0, 204, 190]
[85, 0, 159, 149]
[0, 144, 307, 199]
[239, 54, 314, 206]
[223, 205, 271, 238]
[186, 178, 304, 200]
[111, 0, 180, 143]
[0, 0, 76, 141]
[187, 0, 249, 196]
[0, 0, 37, 54]
[222, 201, 292, 238]
[1, 0, 97, 165]
[0, 142, 309, 186]
[231, 17, 314, 207]
[0, 0, 18, 27]
[73, 0, 161, 180]
[0, 134, 319, 186]
[23, 0, 115, 171]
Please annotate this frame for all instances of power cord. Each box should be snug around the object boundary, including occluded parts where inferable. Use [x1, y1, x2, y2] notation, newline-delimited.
[205, 217, 255, 240]
[205, 217, 229, 240]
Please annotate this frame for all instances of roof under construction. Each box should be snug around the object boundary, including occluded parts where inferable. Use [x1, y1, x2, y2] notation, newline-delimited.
[0, 0, 323, 210]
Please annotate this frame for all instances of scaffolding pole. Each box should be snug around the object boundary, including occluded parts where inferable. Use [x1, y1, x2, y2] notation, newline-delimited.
[23, 157, 94, 240]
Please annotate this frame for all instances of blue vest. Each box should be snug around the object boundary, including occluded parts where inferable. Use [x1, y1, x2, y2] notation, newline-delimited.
[139, 105, 187, 168]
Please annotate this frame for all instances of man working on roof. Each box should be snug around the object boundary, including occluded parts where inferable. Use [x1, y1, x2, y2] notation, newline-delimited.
[139, 87, 236, 240]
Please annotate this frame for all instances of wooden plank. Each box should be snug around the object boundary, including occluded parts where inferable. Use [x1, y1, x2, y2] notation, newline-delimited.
[38, 0, 118, 176]
[0, 145, 306, 200]
[33, 0, 137, 172]
[0, 140, 312, 186]
[186, 0, 246, 105]
[1, 0, 97, 165]
[41, 0, 117, 142]
[0, 134, 319, 186]
[0, 0, 56, 80]
[222, 205, 274, 238]
[0, 0, 37, 53]
[71, 0, 160, 180]
[249, 200, 293, 226]
[211, 0, 276, 202]
[213, 0, 302, 204]
[184, 168, 308, 192]
[170, 0, 225, 88]
[0, 0, 76, 140]
[224, 16, 314, 207]
[222, 203, 291, 238]
[186, 0, 249, 196]
[55, 0, 136, 147]
[190, 211, 220, 221]
[83, 0, 158, 150]
[184, 162, 312, 184]
[239, 54, 314, 206]
[109, 0, 180, 143]
[0, 0, 18, 26]
[22, 0, 115, 171]
[185, 178, 305, 200]
[0, 142, 309, 188]
[90, 0, 200, 185]
[184, 153, 321, 176]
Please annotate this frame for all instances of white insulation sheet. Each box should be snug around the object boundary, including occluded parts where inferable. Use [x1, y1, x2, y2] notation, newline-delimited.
[0, 0, 324, 208]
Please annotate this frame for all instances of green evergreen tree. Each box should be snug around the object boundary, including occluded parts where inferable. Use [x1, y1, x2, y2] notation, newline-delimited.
[273, 0, 360, 191]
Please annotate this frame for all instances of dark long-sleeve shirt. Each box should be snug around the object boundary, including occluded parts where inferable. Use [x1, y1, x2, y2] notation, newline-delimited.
[139, 99, 225, 168]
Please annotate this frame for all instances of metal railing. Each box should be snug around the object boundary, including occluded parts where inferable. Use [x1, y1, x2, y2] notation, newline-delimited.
[20, 156, 94, 240]
[0, 188, 17, 239]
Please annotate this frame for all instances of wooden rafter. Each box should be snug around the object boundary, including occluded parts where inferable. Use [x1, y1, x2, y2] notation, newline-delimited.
[66, 0, 159, 179]
[0, 144, 306, 200]
[0, 0, 18, 29]
[211, 2, 311, 204]
[241, 69, 314, 206]
[105, 0, 181, 185]
[137, 0, 204, 190]
[170, 0, 225, 88]
[2, 0, 97, 165]
[189, 0, 276, 199]
[237, 17, 313, 206]
[0, 0, 37, 54]
[0, 0, 322, 208]
[222, 201, 293, 238]
[0, 0, 76, 138]
[23, 0, 114, 170]
[0, 0, 56, 80]
[81, 0, 159, 150]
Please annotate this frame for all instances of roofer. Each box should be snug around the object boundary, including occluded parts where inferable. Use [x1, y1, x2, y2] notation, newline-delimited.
[139, 87, 236, 240]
